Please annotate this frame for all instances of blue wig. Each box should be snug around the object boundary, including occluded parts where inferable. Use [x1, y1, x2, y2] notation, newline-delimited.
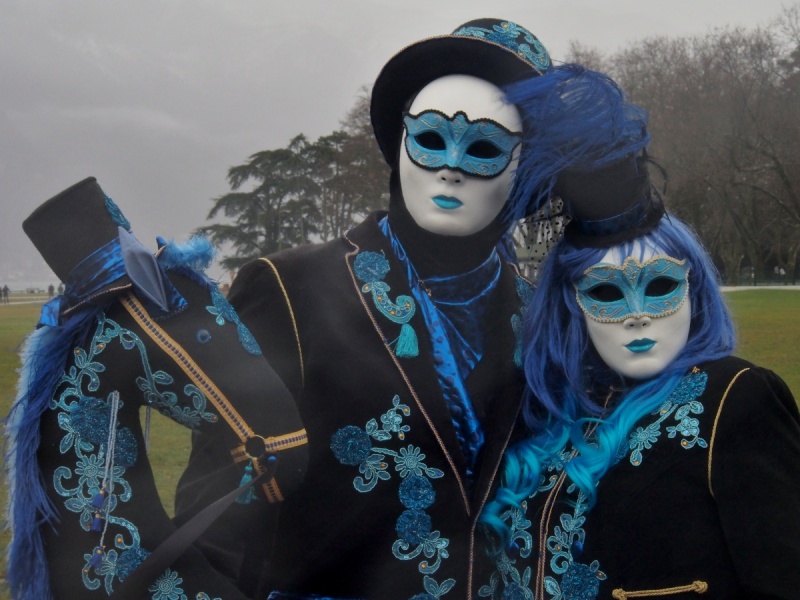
[481, 215, 736, 550]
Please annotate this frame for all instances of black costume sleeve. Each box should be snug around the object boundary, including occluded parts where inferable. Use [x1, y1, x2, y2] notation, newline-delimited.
[709, 366, 800, 599]
[174, 257, 303, 597]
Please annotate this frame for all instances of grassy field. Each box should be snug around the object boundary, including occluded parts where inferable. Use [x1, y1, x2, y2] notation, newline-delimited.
[0, 289, 797, 597]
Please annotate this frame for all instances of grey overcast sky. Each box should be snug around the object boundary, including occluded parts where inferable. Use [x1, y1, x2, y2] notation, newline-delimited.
[0, 0, 792, 286]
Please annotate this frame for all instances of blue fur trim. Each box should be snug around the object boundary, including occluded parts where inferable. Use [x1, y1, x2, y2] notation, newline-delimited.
[4, 309, 98, 600]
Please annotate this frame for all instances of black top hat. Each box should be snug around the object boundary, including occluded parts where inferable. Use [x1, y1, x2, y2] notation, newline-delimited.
[23, 177, 175, 319]
[370, 18, 551, 168]
[555, 153, 665, 248]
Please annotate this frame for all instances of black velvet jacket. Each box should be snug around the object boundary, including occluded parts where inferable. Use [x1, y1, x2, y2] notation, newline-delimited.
[175, 212, 530, 599]
[479, 356, 800, 600]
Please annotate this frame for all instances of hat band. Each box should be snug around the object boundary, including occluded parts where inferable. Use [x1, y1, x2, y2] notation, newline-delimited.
[573, 192, 653, 238]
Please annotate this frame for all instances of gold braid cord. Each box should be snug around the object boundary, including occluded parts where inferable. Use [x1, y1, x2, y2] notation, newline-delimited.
[120, 292, 307, 503]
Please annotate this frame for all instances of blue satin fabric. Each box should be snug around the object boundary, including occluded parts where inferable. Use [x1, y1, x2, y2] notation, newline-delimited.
[39, 234, 185, 328]
[36, 237, 132, 326]
[380, 218, 502, 481]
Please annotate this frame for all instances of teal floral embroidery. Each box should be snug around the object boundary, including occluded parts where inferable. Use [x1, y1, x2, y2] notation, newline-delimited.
[149, 568, 187, 600]
[147, 568, 222, 600]
[353, 251, 419, 358]
[481, 478, 606, 599]
[478, 503, 534, 598]
[330, 395, 451, 593]
[628, 369, 708, 466]
[206, 284, 262, 356]
[409, 575, 456, 599]
[104, 194, 131, 231]
[511, 276, 534, 368]
[51, 313, 219, 593]
[542, 487, 606, 599]
[452, 21, 551, 72]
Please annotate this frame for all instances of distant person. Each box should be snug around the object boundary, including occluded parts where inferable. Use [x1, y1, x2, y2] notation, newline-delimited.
[57, 282, 64, 295]
[48, 283, 55, 298]
[2, 284, 9, 304]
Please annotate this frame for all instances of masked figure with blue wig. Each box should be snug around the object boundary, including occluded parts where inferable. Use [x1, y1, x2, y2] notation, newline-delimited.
[478, 66, 800, 599]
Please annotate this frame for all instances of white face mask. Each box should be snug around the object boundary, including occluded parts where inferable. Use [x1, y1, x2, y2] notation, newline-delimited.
[399, 74, 522, 236]
[575, 243, 692, 380]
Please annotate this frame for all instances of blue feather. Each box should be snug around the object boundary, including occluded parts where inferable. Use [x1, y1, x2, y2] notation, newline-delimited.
[157, 235, 215, 273]
[4, 309, 98, 600]
[505, 64, 650, 222]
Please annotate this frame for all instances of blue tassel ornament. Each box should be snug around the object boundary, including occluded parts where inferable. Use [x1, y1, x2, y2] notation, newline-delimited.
[89, 546, 105, 568]
[90, 512, 104, 532]
[90, 486, 109, 509]
[236, 463, 257, 505]
[395, 323, 419, 358]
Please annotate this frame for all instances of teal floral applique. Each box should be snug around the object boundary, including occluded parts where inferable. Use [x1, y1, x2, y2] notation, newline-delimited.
[206, 284, 262, 356]
[353, 251, 419, 358]
[478, 502, 534, 599]
[452, 21, 551, 72]
[147, 568, 222, 600]
[104, 194, 131, 231]
[511, 276, 533, 368]
[51, 313, 219, 593]
[330, 395, 451, 592]
[628, 369, 708, 466]
[149, 568, 187, 600]
[542, 488, 606, 600]
[410, 575, 457, 599]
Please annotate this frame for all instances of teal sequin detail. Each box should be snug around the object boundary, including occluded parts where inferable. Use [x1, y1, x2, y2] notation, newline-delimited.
[512, 276, 534, 368]
[206, 284, 262, 356]
[330, 395, 451, 592]
[149, 568, 187, 600]
[51, 314, 218, 593]
[628, 369, 708, 466]
[353, 251, 418, 358]
[452, 21, 551, 72]
[148, 568, 222, 600]
[104, 194, 131, 231]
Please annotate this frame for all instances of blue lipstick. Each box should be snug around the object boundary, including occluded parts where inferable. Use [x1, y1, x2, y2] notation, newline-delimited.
[625, 338, 656, 353]
[432, 195, 463, 210]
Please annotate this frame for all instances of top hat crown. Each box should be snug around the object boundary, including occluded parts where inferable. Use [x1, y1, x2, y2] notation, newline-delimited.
[370, 18, 551, 168]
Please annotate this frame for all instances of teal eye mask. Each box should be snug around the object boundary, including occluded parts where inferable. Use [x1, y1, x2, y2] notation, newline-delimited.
[402, 110, 521, 179]
[574, 255, 690, 322]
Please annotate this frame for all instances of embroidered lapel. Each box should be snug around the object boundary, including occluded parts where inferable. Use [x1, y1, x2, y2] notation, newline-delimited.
[344, 215, 472, 513]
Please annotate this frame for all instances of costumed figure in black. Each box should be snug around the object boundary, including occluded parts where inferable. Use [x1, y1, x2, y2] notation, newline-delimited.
[174, 19, 555, 600]
[478, 66, 800, 599]
[5, 178, 308, 599]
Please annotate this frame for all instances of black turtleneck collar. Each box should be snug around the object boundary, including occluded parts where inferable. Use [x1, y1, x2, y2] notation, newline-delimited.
[386, 170, 510, 279]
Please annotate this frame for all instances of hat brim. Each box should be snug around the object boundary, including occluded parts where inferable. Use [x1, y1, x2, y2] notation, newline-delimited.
[370, 34, 543, 167]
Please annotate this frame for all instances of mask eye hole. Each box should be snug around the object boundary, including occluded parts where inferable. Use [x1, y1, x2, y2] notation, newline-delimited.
[413, 132, 446, 151]
[586, 284, 624, 302]
[466, 140, 503, 159]
[645, 277, 680, 297]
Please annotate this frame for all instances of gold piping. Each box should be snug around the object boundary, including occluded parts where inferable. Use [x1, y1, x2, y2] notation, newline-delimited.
[707, 367, 751, 498]
[612, 580, 708, 598]
[259, 257, 305, 387]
